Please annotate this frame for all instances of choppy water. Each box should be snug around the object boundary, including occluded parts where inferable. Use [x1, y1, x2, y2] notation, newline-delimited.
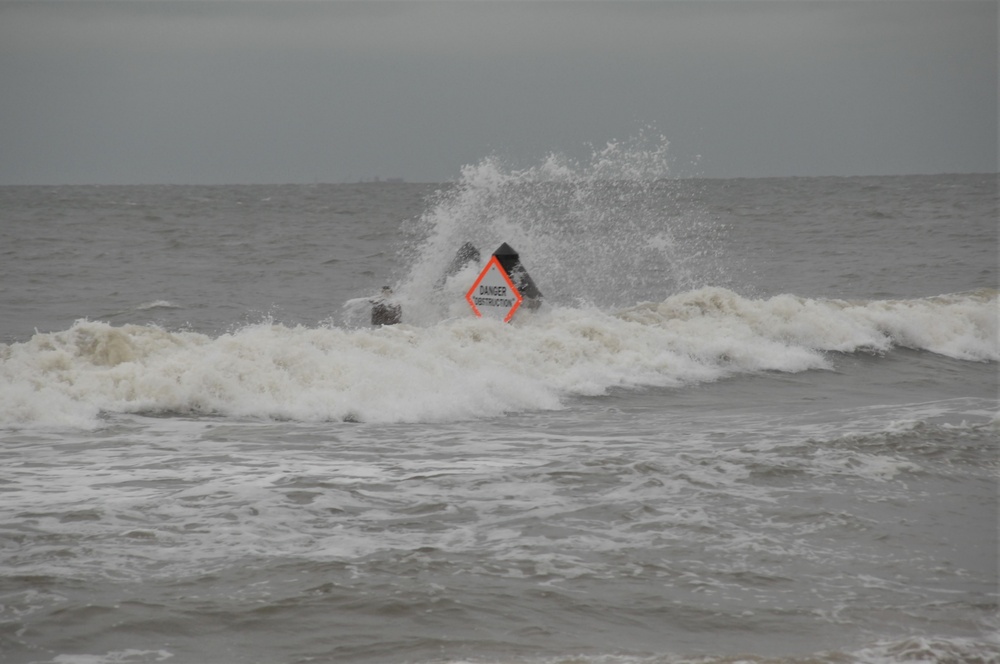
[0, 146, 997, 664]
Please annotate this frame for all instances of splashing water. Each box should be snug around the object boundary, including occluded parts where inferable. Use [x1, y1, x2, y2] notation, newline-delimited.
[389, 135, 728, 325]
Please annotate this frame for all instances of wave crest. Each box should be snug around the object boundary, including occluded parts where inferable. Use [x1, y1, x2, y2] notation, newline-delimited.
[1, 288, 995, 428]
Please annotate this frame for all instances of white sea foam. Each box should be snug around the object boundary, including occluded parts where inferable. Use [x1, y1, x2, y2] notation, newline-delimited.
[422, 633, 1000, 664]
[29, 638, 1000, 664]
[133, 300, 181, 311]
[0, 288, 995, 428]
[49, 651, 174, 664]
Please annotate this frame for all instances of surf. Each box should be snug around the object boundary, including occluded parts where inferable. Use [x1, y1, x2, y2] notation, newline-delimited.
[1, 137, 995, 429]
[1, 287, 995, 428]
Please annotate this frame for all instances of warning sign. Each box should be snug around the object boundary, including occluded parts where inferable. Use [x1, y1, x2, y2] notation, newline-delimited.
[465, 256, 523, 322]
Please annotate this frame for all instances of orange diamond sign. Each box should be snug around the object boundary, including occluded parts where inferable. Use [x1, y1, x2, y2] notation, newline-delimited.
[465, 256, 523, 322]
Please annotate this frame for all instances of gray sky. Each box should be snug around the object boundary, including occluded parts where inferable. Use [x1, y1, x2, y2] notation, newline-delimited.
[0, 1, 996, 184]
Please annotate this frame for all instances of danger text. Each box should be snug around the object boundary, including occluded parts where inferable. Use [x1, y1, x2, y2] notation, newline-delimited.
[479, 285, 507, 297]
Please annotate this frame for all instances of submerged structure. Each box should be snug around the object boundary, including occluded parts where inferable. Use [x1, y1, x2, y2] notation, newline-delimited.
[370, 286, 401, 326]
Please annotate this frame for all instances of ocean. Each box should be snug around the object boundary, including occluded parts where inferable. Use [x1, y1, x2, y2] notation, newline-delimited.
[0, 146, 997, 664]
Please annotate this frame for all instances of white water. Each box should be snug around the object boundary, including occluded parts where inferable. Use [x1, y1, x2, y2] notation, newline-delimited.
[0, 144, 996, 664]
[2, 287, 995, 429]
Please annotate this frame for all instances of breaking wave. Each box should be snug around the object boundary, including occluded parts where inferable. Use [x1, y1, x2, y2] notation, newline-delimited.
[1, 288, 995, 428]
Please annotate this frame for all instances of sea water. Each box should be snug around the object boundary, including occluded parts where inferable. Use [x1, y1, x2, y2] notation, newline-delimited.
[0, 143, 997, 664]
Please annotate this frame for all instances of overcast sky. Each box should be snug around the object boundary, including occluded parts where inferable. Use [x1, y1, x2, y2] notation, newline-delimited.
[0, 1, 996, 184]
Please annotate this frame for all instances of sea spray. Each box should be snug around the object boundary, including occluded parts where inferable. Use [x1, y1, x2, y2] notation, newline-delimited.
[389, 134, 731, 325]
